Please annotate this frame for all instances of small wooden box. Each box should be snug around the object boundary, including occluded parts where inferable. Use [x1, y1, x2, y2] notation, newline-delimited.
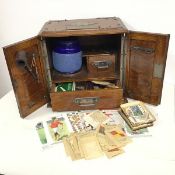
[86, 53, 116, 75]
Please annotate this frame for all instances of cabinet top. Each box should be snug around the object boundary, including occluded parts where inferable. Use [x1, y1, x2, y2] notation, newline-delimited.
[39, 17, 128, 37]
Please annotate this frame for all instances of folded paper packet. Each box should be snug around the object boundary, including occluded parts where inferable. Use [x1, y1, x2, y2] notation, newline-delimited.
[63, 124, 132, 160]
[83, 110, 109, 128]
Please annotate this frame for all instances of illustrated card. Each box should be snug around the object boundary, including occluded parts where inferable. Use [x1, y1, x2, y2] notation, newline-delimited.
[120, 101, 156, 126]
[105, 125, 131, 147]
[46, 117, 70, 142]
[102, 110, 125, 127]
[35, 122, 47, 144]
[67, 112, 94, 132]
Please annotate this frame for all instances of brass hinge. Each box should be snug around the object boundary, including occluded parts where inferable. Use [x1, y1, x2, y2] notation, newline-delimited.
[120, 34, 127, 89]
[40, 39, 52, 90]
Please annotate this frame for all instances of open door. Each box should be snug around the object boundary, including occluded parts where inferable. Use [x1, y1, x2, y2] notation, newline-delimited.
[125, 31, 169, 105]
[3, 37, 49, 118]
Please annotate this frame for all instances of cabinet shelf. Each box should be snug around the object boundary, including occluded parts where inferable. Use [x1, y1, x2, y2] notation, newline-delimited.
[51, 66, 119, 83]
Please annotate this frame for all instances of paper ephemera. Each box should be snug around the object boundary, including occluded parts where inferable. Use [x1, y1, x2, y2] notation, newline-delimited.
[46, 117, 70, 142]
[35, 116, 70, 147]
[78, 131, 103, 160]
[120, 101, 156, 130]
[63, 131, 103, 160]
[102, 110, 125, 127]
[63, 124, 132, 161]
[83, 110, 109, 128]
[120, 101, 156, 126]
[36, 122, 47, 144]
[96, 125, 129, 159]
[67, 112, 94, 132]
[123, 123, 151, 137]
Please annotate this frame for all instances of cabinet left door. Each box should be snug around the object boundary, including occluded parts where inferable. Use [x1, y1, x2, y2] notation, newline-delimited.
[3, 37, 49, 118]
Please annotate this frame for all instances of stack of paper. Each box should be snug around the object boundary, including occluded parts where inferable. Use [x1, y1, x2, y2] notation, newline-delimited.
[63, 111, 132, 160]
[63, 131, 103, 160]
[97, 125, 131, 158]
[120, 101, 156, 130]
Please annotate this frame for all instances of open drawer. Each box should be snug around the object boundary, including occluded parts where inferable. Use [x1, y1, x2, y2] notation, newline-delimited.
[50, 82, 123, 111]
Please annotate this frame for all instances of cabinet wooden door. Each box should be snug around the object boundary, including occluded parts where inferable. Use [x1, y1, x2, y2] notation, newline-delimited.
[3, 37, 49, 118]
[125, 31, 169, 105]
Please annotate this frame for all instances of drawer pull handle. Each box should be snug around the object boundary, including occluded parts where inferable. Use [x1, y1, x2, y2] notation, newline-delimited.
[131, 46, 155, 54]
[93, 60, 112, 69]
[74, 97, 99, 106]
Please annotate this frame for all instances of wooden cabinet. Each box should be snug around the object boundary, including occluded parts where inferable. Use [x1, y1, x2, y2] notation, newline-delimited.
[3, 17, 170, 118]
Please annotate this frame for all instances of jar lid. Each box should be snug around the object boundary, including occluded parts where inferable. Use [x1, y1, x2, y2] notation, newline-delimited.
[53, 39, 81, 54]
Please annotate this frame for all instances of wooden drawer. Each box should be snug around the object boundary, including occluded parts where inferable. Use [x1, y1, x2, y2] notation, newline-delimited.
[86, 54, 116, 75]
[50, 87, 123, 111]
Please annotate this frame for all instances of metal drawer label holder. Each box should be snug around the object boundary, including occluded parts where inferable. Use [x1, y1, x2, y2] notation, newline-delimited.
[74, 97, 99, 106]
[92, 60, 112, 69]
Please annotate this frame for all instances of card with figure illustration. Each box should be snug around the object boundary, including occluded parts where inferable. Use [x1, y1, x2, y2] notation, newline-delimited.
[67, 112, 94, 132]
[46, 117, 70, 142]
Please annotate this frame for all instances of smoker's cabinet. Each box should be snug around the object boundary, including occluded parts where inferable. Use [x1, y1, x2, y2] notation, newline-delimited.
[3, 17, 169, 118]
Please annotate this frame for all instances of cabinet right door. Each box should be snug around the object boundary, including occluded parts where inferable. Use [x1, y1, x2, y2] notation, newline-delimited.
[125, 31, 169, 105]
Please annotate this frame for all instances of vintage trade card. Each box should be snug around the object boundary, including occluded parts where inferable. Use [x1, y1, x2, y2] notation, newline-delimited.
[69, 133, 82, 159]
[97, 131, 118, 151]
[124, 122, 152, 137]
[102, 110, 125, 127]
[67, 112, 85, 132]
[46, 117, 70, 142]
[83, 115, 99, 129]
[77, 131, 103, 160]
[36, 122, 47, 144]
[105, 125, 132, 147]
[63, 137, 77, 161]
[96, 125, 127, 158]
[119, 110, 153, 130]
[83, 110, 108, 129]
[105, 147, 124, 159]
[63, 133, 83, 160]
[63, 138, 71, 157]
[120, 101, 156, 126]
[67, 112, 94, 132]
[88, 110, 109, 123]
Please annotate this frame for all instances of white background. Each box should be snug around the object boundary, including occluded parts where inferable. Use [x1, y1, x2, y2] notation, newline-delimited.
[0, 82, 175, 175]
[0, 0, 175, 98]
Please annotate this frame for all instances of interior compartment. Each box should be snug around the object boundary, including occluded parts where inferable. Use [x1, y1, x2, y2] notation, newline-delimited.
[50, 83, 123, 112]
[44, 34, 122, 82]
[51, 80, 121, 93]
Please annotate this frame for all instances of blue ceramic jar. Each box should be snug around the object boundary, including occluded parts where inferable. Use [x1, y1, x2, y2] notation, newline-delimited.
[52, 39, 82, 74]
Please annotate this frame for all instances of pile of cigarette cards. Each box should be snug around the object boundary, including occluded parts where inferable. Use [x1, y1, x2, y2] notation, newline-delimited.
[35, 101, 156, 160]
